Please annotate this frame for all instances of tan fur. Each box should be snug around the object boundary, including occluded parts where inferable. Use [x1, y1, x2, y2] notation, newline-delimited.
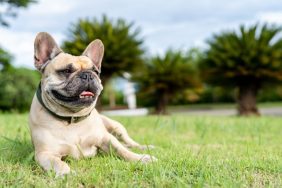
[29, 32, 156, 176]
[40, 53, 99, 117]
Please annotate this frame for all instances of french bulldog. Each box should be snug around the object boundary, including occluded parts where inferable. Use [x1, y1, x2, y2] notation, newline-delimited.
[29, 32, 156, 176]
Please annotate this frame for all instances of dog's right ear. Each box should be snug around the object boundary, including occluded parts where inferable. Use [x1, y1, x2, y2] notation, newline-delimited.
[34, 32, 62, 71]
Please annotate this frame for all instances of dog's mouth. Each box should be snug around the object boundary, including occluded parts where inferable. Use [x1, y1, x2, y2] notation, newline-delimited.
[51, 90, 95, 102]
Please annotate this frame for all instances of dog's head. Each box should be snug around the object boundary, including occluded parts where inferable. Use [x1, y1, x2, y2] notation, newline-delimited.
[34, 32, 104, 113]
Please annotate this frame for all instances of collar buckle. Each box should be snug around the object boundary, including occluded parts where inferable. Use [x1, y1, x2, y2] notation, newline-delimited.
[70, 116, 78, 124]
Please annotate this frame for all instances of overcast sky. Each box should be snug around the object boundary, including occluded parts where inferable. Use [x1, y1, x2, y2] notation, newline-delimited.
[0, 0, 282, 68]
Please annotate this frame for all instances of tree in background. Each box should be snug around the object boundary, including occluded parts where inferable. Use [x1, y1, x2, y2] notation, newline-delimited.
[0, 0, 38, 112]
[0, 49, 39, 112]
[200, 24, 282, 116]
[62, 15, 144, 87]
[134, 49, 201, 114]
[0, 67, 40, 112]
[0, 0, 36, 27]
[0, 47, 13, 72]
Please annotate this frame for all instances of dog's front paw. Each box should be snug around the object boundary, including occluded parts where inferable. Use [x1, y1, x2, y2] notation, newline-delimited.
[139, 154, 157, 163]
[54, 162, 71, 177]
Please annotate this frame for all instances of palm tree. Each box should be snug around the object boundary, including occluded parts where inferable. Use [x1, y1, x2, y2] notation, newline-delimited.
[200, 23, 282, 116]
[62, 15, 144, 87]
[134, 49, 201, 114]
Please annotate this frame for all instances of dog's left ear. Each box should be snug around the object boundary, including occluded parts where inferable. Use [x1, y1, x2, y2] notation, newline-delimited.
[82, 39, 104, 71]
[34, 32, 62, 71]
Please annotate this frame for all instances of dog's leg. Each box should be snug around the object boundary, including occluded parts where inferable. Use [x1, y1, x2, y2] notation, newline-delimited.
[100, 115, 154, 150]
[35, 151, 70, 176]
[100, 133, 157, 163]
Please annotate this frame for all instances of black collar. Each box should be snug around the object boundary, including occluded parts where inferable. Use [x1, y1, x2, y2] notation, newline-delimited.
[36, 83, 91, 124]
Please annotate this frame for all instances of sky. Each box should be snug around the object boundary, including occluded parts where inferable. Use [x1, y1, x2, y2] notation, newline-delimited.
[0, 0, 282, 68]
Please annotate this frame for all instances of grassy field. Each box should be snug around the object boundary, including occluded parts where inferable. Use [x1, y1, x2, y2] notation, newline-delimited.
[167, 102, 282, 112]
[0, 113, 282, 187]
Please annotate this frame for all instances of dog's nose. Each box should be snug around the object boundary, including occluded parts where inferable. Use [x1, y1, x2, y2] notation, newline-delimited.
[80, 71, 94, 81]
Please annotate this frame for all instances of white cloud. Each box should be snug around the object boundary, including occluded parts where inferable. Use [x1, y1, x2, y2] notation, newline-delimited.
[1, 0, 282, 67]
[256, 11, 282, 24]
[30, 0, 75, 15]
[0, 29, 64, 68]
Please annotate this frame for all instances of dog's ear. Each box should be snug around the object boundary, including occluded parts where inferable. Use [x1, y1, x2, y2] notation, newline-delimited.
[82, 39, 104, 71]
[34, 32, 62, 71]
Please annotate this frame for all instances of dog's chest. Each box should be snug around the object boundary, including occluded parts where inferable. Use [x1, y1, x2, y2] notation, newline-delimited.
[65, 127, 97, 159]
[55, 118, 106, 159]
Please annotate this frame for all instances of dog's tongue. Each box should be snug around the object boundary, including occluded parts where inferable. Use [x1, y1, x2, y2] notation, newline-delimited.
[80, 91, 94, 97]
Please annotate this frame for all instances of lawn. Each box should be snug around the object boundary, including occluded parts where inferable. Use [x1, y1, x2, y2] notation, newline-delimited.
[0, 113, 281, 187]
[167, 102, 282, 112]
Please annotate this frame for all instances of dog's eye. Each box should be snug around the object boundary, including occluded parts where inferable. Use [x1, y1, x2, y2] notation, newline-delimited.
[64, 69, 72, 74]
[94, 70, 100, 75]
[92, 68, 100, 76]
[58, 69, 72, 75]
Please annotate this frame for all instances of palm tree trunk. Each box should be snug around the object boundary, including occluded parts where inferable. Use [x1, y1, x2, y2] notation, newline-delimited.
[237, 83, 260, 116]
[155, 92, 169, 115]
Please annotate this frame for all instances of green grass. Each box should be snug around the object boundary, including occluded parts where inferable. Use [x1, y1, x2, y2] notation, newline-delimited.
[0, 113, 282, 187]
[167, 101, 282, 112]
